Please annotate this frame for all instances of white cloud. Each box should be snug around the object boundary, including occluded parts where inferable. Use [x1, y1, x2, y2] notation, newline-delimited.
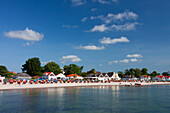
[111, 22, 139, 31]
[119, 59, 129, 63]
[76, 45, 105, 50]
[126, 54, 143, 58]
[23, 42, 30, 46]
[109, 59, 129, 64]
[109, 58, 139, 64]
[91, 8, 97, 11]
[129, 58, 138, 62]
[4, 28, 44, 41]
[90, 11, 138, 24]
[99, 64, 103, 66]
[99, 36, 130, 44]
[62, 25, 78, 28]
[41, 61, 48, 65]
[108, 60, 119, 64]
[41, 60, 54, 65]
[97, 0, 118, 4]
[98, 0, 110, 4]
[71, 0, 86, 6]
[81, 17, 88, 22]
[90, 24, 109, 32]
[109, 54, 142, 64]
[60, 55, 82, 64]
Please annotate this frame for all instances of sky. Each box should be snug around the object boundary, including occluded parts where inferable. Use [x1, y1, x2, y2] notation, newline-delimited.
[0, 0, 170, 73]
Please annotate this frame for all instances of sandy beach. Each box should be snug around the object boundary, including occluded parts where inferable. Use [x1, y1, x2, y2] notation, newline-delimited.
[0, 82, 170, 90]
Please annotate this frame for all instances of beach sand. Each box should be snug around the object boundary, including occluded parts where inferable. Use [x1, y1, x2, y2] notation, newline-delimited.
[0, 82, 170, 90]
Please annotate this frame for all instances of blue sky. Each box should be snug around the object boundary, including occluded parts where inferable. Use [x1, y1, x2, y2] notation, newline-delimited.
[0, 0, 170, 73]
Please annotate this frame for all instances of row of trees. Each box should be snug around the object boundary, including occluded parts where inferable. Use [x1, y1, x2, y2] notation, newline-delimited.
[0, 65, 17, 78]
[22, 57, 84, 76]
[117, 68, 169, 78]
[1, 57, 170, 78]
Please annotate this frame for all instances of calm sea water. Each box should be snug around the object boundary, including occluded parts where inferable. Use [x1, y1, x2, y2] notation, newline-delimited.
[0, 85, 170, 113]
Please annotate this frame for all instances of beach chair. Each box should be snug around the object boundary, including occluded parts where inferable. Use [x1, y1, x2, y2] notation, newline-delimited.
[23, 81, 27, 84]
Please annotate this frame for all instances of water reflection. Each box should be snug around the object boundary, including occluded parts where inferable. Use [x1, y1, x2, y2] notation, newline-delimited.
[0, 86, 170, 113]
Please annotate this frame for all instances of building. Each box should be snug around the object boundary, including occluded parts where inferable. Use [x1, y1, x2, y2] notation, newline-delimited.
[42, 72, 56, 80]
[139, 75, 151, 81]
[87, 72, 120, 81]
[0, 75, 5, 82]
[164, 76, 170, 81]
[13, 73, 32, 79]
[122, 75, 138, 81]
[152, 75, 166, 81]
[108, 72, 121, 80]
[56, 73, 66, 80]
[66, 74, 83, 79]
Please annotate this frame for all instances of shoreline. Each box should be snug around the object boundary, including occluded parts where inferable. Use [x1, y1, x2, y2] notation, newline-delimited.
[0, 82, 170, 91]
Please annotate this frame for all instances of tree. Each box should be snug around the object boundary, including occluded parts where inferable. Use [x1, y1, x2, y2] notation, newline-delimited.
[149, 71, 159, 79]
[125, 69, 130, 75]
[22, 57, 41, 76]
[0, 65, 8, 76]
[44, 61, 61, 75]
[118, 71, 124, 78]
[129, 68, 135, 75]
[81, 72, 87, 77]
[162, 72, 169, 76]
[4, 72, 16, 78]
[141, 68, 148, 75]
[88, 68, 96, 74]
[135, 68, 142, 78]
[63, 64, 83, 75]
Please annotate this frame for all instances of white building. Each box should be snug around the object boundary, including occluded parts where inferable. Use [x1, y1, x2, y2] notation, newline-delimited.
[87, 72, 121, 81]
[56, 73, 66, 80]
[152, 75, 165, 81]
[108, 72, 121, 80]
[122, 75, 138, 81]
[42, 72, 56, 80]
[164, 76, 170, 81]
[0, 75, 5, 82]
[139, 75, 151, 81]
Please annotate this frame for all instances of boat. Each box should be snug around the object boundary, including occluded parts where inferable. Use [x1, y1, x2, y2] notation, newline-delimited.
[135, 83, 142, 86]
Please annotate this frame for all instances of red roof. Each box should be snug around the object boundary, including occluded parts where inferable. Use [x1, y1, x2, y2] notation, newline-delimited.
[156, 75, 164, 79]
[43, 72, 54, 76]
[66, 74, 82, 77]
[164, 76, 170, 79]
[142, 75, 150, 78]
[9, 71, 16, 74]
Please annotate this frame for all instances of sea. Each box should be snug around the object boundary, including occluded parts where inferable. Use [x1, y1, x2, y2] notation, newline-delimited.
[0, 85, 170, 113]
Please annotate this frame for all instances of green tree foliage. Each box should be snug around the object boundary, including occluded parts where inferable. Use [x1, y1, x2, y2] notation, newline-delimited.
[88, 68, 96, 74]
[141, 68, 148, 75]
[22, 57, 41, 76]
[135, 68, 142, 78]
[63, 64, 83, 75]
[129, 68, 135, 75]
[0, 65, 8, 76]
[118, 71, 124, 78]
[125, 69, 130, 75]
[81, 72, 87, 77]
[44, 61, 61, 75]
[149, 71, 159, 79]
[162, 72, 169, 76]
[4, 72, 17, 78]
[125, 68, 135, 75]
